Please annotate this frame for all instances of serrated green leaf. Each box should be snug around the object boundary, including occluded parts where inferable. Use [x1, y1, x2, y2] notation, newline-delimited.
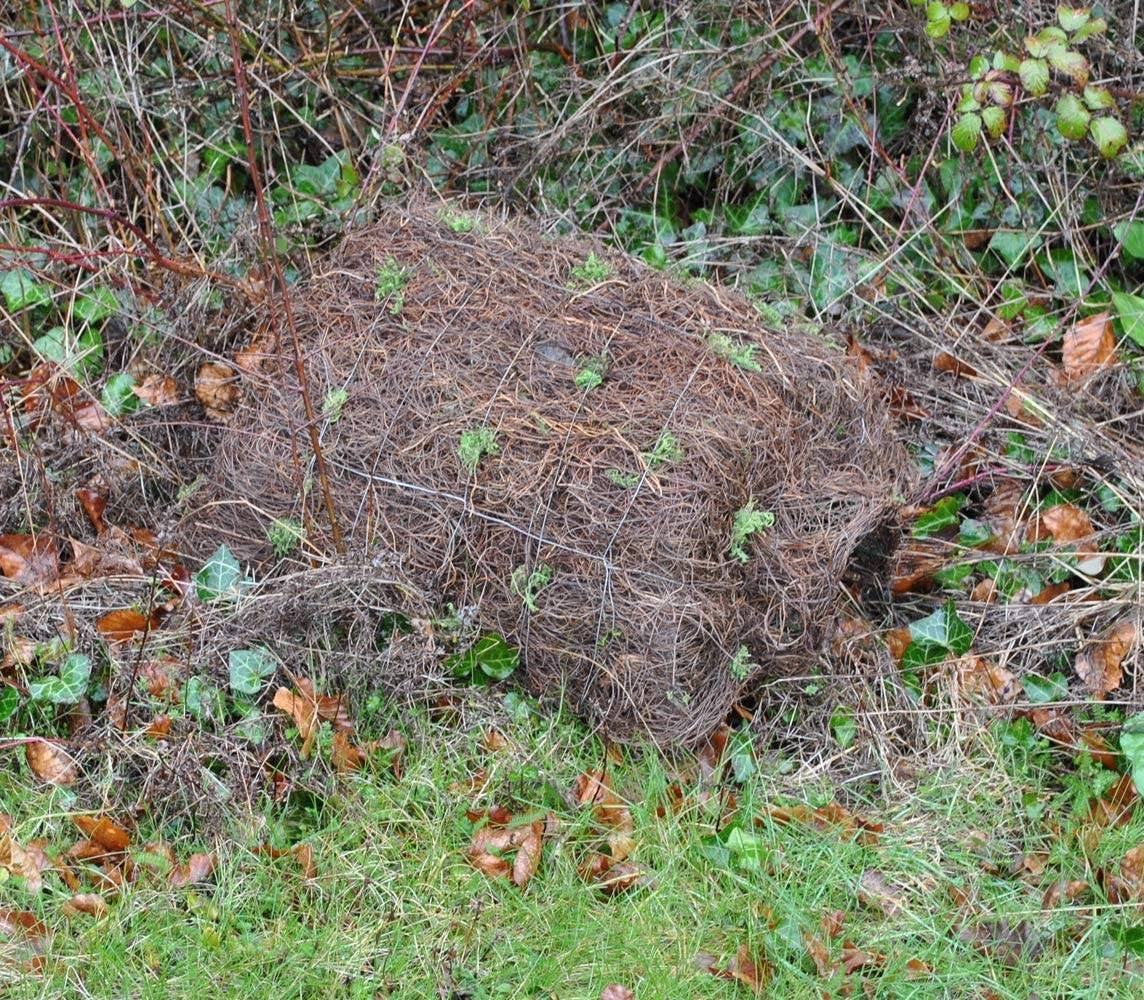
[1055, 93, 1091, 140]
[1112, 222, 1144, 261]
[992, 51, 1021, 74]
[951, 113, 981, 152]
[987, 81, 1014, 107]
[1072, 16, 1106, 42]
[1089, 116, 1127, 158]
[982, 106, 1007, 139]
[925, 3, 951, 38]
[1048, 47, 1089, 85]
[968, 54, 988, 79]
[1024, 26, 1067, 58]
[1082, 84, 1114, 111]
[1057, 6, 1090, 33]
[1111, 291, 1144, 348]
[1018, 59, 1049, 96]
[228, 646, 275, 697]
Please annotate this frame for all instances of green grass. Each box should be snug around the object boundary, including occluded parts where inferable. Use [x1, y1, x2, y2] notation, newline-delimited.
[4, 703, 1144, 997]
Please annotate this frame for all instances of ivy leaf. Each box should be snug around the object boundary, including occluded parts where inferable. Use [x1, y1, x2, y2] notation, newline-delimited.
[1055, 94, 1091, 140]
[100, 372, 139, 417]
[1023, 671, 1069, 704]
[1089, 116, 1127, 158]
[28, 653, 92, 705]
[951, 113, 982, 152]
[902, 602, 974, 670]
[194, 544, 248, 602]
[1112, 222, 1144, 261]
[228, 646, 275, 697]
[1111, 291, 1144, 348]
[1, 269, 51, 310]
[1018, 59, 1049, 96]
[1121, 713, 1144, 796]
[1082, 85, 1114, 111]
[0, 684, 18, 723]
[1056, 6, 1090, 33]
[1048, 48, 1089, 85]
[913, 494, 964, 538]
[982, 106, 1007, 139]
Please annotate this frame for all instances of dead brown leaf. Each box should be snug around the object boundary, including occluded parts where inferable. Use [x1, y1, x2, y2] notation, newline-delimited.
[1062, 312, 1116, 383]
[468, 821, 544, 889]
[804, 933, 834, 977]
[63, 893, 109, 918]
[0, 534, 60, 587]
[25, 739, 77, 785]
[0, 835, 52, 893]
[293, 843, 317, 880]
[905, 958, 932, 979]
[194, 362, 241, 421]
[272, 684, 320, 754]
[890, 537, 947, 595]
[821, 909, 846, 940]
[331, 730, 368, 774]
[132, 374, 180, 407]
[857, 869, 908, 917]
[933, 351, 978, 379]
[955, 655, 1018, 705]
[73, 815, 131, 854]
[599, 986, 634, 1000]
[727, 944, 772, 993]
[75, 488, 107, 534]
[96, 608, 152, 643]
[841, 943, 885, 974]
[1042, 879, 1088, 909]
[169, 852, 215, 887]
[1075, 621, 1137, 696]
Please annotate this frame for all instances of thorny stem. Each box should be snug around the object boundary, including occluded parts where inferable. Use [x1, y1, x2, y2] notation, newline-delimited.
[223, 0, 345, 556]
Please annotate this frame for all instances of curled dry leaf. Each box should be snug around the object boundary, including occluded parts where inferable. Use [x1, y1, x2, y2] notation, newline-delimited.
[73, 815, 131, 853]
[0, 908, 52, 962]
[890, 537, 947, 595]
[1061, 312, 1116, 383]
[933, 351, 978, 379]
[1041, 879, 1088, 908]
[841, 944, 885, 974]
[194, 362, 241, 421]
[727, 944, 772, 993]
[573, 771, 634, 833]
[600, 986, 635, 1000]
[63, 893, 109, 918]
[468, 821, 544, 889]
[96, 608, 153, 643]
[0, 834, 52, 894]
[820, 909, 846, 940]
[132, 374, 180, 407]
[169, 852, 215, 888]
[0, 534, 60, 587]
[1075, 621, 1137, 696]
[804, 933, 834, 977]
[25, 739, 78, 786]
[272, 684, 320, 754]
[1030, 503, 1105, 575]
[75, 488, 107, 534]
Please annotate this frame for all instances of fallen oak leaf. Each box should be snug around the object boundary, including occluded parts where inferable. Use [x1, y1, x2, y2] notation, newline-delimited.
[857, 869, 909, 917]
[132, 374, 180, 407]
[727, 944, 772, 993]
[841, 943, 885, 974]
